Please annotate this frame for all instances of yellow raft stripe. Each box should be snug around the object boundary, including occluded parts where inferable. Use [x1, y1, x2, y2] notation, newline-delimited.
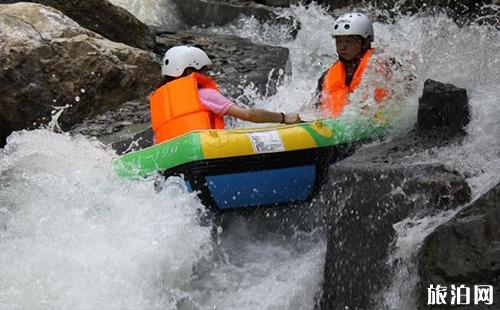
[200, 125, 317, 159]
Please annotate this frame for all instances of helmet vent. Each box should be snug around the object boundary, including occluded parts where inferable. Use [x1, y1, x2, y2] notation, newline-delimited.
[164, 59, 169, 65]
[334, 24, 339, 29]
[344, 24, 350, 29]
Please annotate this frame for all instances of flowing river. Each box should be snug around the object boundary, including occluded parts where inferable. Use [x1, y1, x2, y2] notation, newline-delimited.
[1, 2, 499, 309]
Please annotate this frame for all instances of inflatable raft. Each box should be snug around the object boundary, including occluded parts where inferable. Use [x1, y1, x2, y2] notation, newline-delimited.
[113, 118, 385, 211]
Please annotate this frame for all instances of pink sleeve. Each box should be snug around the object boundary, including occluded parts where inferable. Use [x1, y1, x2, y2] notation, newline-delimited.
[198, 88, 235, 117]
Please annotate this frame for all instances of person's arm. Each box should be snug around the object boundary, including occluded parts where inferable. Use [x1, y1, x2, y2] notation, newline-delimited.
[226, 105, 301, 124]
[199, 88, 301, 124]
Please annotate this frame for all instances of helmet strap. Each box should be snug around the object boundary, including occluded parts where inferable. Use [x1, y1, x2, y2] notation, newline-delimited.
[362, 37, 372, 50]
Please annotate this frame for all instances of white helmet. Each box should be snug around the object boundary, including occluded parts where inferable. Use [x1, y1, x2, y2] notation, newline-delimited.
[332, 13, 374, 42]
[161, 45, 212, 77]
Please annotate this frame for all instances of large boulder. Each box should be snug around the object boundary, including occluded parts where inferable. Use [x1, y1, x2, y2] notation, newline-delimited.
[320, 141, 471, 310]
[107, 0, 184, 31]
[0, 0, 155, 50]
[0, 3, 161, 147]
[417, 182, 500, 309]
[254, 0, 300, 7]
[171, 0, 300, 38]
[70, 100, 153, 155]
[173, 0, 294, 26]
[320, 79, 473, 310]
[417, 79, 469, 137]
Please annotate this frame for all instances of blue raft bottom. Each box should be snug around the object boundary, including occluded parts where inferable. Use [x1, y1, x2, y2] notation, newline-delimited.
[187, 165, 316, 210]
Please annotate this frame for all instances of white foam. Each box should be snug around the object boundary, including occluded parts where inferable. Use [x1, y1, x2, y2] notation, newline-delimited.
[0, 129, 212, 309]
[108, 0, 182, 29]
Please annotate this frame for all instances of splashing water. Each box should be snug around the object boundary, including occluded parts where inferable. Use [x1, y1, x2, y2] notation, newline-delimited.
[383, 209, 462, 309]
[211, 2, 499, 194]
[46, 104, 72, 133]
[0, 130, 213, 309]
[108, 0, 182, 30]
[1, 2, 499, 310]
[194, 3, 500, 309]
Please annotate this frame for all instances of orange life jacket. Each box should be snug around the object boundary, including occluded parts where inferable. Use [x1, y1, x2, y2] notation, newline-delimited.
[150, 72, 225, 144]
[321, 49, 390, 117]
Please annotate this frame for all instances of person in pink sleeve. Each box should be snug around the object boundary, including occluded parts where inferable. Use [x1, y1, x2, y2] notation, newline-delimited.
[150, 45, 302, 144]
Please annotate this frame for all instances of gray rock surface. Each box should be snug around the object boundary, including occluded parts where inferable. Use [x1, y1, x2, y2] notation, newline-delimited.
[172, 0, 297, 29]
[0, 3, 160, 146]
[104, 123, 154, 155]
[320, 77, 473, 309]
[320, 139, 471, 310]
[417, 182, 500, 309]
[0, 0, 155, 50]
[417, 79, 469, 137]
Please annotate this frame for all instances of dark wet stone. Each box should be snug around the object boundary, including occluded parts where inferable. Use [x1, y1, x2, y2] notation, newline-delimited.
[318, 75, 483, 307]
[320, 138, 471, 309]
[172, 0, 298, 30]
[417, 79, 469, 138]
[104, 124, 154, 155]
[417, 182, 500, 309]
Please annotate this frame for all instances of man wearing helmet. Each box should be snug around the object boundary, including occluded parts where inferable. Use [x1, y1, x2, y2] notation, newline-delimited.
[149, 45, 302, 144]
[317, 13, 390, 117]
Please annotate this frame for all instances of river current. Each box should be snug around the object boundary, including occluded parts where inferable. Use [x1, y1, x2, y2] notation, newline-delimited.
[1, 2, 499, 309]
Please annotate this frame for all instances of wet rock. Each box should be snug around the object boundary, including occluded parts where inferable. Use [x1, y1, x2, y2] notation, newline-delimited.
[320, 77, 474, 309]
[0, 0, 155, 50]
[172, 0, 299, 37]
[256, 0, 299, 7]
[417, 182, 500, 309]
[156, 30, 290, 99]
[104, 124, 154, 155]
[174, 0, 286, 25]
[70, 100, 151, 140]
[320, 138, 471, 310]
[0, 3, 160, 146]
[314, 0, 350, 10]
[417, 79, 469, 138]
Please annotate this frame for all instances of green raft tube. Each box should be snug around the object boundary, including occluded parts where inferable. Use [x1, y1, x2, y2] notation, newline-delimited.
[113, 117, 386, 211]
